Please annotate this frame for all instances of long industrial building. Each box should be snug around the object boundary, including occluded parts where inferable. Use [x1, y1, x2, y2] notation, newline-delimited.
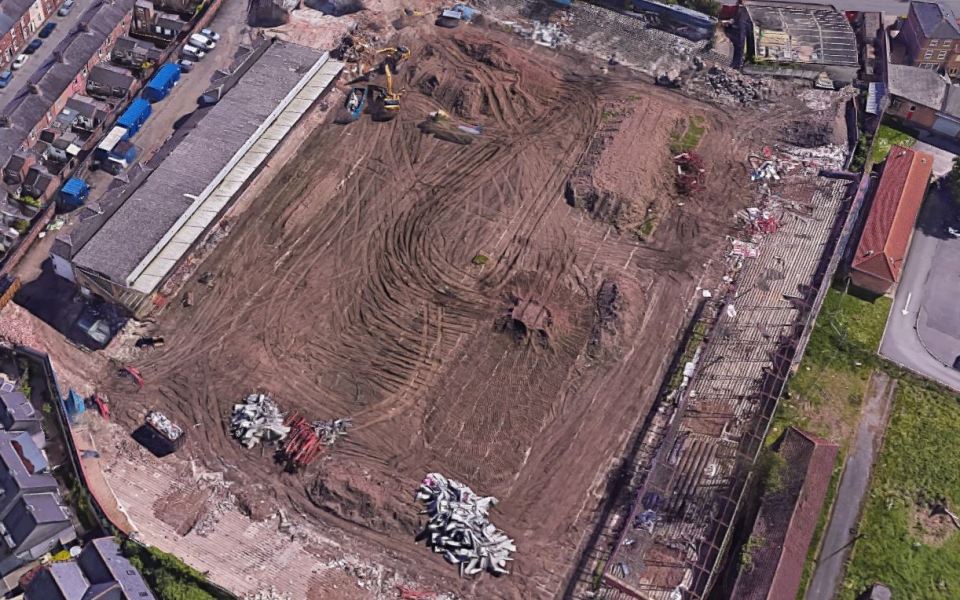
[54, 39, 343, 316]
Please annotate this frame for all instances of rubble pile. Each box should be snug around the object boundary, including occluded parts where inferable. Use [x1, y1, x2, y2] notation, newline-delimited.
[695, 66, 767, 104]
[312, 418, 352, 445]
[230, 393, 290, 448]
[242, 588, 291, 600]
[415, 473, 516, 577]
[145, 411, 183, 442]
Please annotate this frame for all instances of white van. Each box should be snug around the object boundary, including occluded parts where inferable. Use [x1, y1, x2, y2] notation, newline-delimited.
[189, 33, 215, 50]
[181, 44, 206, 61]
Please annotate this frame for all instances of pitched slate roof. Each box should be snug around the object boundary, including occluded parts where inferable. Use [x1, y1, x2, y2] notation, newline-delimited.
[852, 146, 934, 285]
[887, 63, 949, 110]
[911, 0, 960, 39]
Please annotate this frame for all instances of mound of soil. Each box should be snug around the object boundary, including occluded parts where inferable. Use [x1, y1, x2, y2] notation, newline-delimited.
[308, 465, 416, 534]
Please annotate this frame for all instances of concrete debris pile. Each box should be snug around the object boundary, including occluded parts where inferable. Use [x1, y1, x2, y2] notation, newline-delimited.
[230, 393, 290, 448]
[693, 66, 767, 104]
[145, 411, 183, 442]
[501, 20, 569, 48]
[242, 588, 291, 600]
[415, 472, 516, 577]
[312, 418, 352, 445]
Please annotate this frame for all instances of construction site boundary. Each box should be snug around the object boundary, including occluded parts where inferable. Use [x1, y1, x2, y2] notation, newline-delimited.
[562, 299, 709, 598]
[9, 346, 238, 600]
[586, 172, 861, 599]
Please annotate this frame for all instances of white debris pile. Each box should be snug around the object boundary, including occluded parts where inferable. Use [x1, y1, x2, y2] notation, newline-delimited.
[230, 393, 290, 448]
[312, 418, 352, 445]
[146, 411, 183, 442]
[415, 472, 516, 577]
[242, 588, 290, 600]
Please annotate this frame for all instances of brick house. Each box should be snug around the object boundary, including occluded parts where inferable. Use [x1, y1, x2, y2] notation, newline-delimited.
[900, 1, 960, 76]
[851, 146, 934, 295]
[0, 0, 63, 70]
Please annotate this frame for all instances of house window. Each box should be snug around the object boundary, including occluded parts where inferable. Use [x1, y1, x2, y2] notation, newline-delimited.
[925, 51, 934, 59]
[951, 67, 959, 75]
[910, 105, 918, 112]
[931, 39, 940, 47]
[940, 50, 948, 59]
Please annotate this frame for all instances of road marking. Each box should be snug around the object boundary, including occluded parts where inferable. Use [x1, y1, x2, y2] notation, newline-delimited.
[902, 292, 913, 316]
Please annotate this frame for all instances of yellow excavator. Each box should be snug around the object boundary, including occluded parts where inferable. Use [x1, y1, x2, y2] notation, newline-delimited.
[376, 46, 411, 72]
[382, 63, 402, 112]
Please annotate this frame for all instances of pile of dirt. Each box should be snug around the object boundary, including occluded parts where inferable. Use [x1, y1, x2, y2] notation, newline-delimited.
[779, 120, 833, 148]
[497, 294, 553, 346]
[566, 98, 679, 236]
[308, 465, 417, 534]
[589, 279, 621, 357]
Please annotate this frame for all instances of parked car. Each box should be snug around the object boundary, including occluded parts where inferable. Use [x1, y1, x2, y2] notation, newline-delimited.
[11, 54, 28, 70]
[177, 59, 194, 73]
[0, 70, 12, 88]
[58, 0, 75, 16]
[189, 33, 215, 50]
[24, 39, 42, 54]
[38, 22, 56, 38]
[200, 28, 220, 42]
[181, 45, 205, 60]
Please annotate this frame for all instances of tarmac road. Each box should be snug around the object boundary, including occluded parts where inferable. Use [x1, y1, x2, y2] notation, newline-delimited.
[879, 151, 960, 392]
[805, 372, 895, 600]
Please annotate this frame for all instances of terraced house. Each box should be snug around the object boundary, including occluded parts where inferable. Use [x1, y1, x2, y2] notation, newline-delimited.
[900, 0, 960, 76]
[0, 0, 64, 69]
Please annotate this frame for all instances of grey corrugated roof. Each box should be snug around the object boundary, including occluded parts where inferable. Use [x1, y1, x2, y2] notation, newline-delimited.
[912, 1, 960, 39]
[744, 1, 859, 66]
[887, 63, 949, 109]
[0, 0, 135, 164]
[0, 15, 13, 34]
[74, 40, 324, 283]
[80, 538, 155, 599]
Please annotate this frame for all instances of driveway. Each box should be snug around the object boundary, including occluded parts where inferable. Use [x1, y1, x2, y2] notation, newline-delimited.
[0, 1, 89, 103]
[805, 372, 896, 600]
[879, 138, 960, 391]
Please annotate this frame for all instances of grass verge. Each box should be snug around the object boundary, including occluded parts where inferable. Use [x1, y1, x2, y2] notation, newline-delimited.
[871, 124, 917, 164]
[670, 115, 707, 154]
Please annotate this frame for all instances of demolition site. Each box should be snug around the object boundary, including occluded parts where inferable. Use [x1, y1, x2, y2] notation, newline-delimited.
[0, 0, 871, 598]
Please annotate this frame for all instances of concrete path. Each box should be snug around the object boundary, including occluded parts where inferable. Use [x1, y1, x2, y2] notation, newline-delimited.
[805, 372, 896, 600]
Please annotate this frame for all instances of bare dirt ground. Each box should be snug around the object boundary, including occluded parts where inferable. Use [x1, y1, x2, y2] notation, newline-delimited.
[85, 20, 837, 599]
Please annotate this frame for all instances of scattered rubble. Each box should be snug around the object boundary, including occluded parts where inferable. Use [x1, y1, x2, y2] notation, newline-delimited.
[689, 66, 768, 104]
[415, 473, 516, 577]
[145, 411, 183, 443]
[674, 152, 705, 195]
[312, 418, 352, 445]
[231, 393, 290, 448]
[242, 588, 291, 600]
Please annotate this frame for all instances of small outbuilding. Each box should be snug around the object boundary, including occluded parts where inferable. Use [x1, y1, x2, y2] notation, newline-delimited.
[851, 145, 934, 295]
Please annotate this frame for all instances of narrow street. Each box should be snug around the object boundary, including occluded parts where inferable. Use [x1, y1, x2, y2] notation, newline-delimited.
[805, 372, 896, 600]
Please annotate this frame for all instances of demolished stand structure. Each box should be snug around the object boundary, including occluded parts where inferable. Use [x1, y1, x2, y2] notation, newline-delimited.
[415, 473, 516, 577]
[598, 148, 857, 599]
